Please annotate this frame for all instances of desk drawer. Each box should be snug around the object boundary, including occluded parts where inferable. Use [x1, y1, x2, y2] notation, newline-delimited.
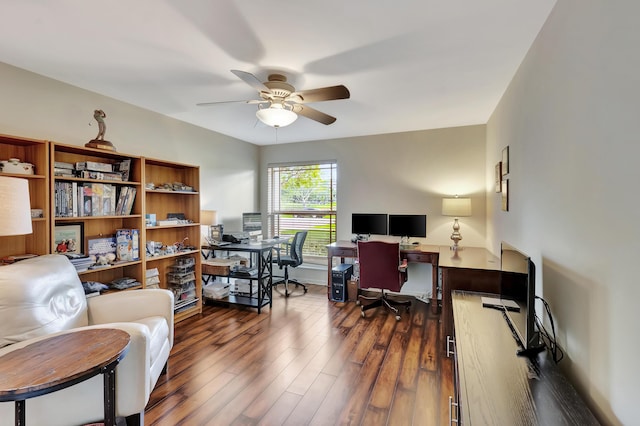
[331, 248, 356, 258]
[404, 253, 435, 263]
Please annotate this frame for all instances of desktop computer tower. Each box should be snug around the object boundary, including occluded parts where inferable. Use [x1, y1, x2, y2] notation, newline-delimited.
[331, 264, 353, 302]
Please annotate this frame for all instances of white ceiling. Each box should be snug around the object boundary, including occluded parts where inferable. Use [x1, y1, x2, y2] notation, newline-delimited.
[0, 0, 556, 146]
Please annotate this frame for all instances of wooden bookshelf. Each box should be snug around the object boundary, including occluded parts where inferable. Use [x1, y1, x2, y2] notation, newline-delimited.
[143, 157, 202, 321]
[50, 142, 144, 287]
[0, 134, 50, 259]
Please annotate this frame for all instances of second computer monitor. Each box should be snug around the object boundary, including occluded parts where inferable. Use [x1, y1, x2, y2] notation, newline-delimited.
[388, 214, 427, 239]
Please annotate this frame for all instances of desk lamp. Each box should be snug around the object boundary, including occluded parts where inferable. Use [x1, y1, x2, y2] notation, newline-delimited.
[0, 176, 33, 236]
[200, 210, 218, 245]
[442, 196, 471, 250]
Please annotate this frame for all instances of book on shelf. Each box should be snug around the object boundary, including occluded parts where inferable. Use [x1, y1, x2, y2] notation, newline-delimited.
[91, 183, 103, 216]
[79, 170, 123, 181]
[82, 184, 93, 217]
[117, 159, 131, 181]
[103, 184, 115, 216]
[54, 161, 74, 170]
[122, 187, 136, 215]
[75, 161, 113, 172]
[54, 181, 130, 218]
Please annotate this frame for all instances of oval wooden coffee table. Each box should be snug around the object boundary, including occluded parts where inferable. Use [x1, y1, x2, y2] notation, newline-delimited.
[0, 328, 130, 426]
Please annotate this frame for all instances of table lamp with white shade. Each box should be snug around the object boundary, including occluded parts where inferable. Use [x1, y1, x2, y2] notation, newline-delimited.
[200, 210, 218, 245]
[442, 196, 471, 250]
[0, 176, 33, 237]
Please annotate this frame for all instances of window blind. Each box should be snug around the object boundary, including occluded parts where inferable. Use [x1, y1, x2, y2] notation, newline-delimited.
[267, 162, 337, 261]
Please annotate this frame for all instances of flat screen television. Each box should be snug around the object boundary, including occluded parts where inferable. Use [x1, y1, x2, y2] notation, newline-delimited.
[388, 214, 427, 239]
[500, 242, 544, 356]
[351, 213, 388, 237]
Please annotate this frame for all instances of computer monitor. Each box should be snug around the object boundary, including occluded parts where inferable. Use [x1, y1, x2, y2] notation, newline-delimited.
[242, 212, 262, 237]
[351, 213, 388, 237]
[388, 214, 427, 240]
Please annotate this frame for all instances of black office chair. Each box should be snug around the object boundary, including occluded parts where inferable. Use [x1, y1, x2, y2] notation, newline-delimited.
[272, 231, 308, 297]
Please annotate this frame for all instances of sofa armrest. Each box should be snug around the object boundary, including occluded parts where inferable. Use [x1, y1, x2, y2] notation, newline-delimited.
[87, 289, 174, 346]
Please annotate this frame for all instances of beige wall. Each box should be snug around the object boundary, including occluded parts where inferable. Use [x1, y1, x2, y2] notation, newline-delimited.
[487, 1, 639, 424]
[261, 125, 487, 292]
[0, 62, 259, 227]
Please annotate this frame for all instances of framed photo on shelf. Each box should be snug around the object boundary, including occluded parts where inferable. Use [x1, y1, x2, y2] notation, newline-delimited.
[53, 222, 84, 254]
[495, 162, 502, 193]
[502, 146, 510, 176]
[86, 234, 117, 258]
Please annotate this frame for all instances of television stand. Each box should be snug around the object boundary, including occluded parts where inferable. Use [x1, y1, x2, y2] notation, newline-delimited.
[451, 291, 599, 424]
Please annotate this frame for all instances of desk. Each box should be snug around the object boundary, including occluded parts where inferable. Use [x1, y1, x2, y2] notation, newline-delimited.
[326, 241, 440, 311]
[0, 328, 130, 426]
[438, 247, 500, 339]
[202, 242, 278, 313]
[451, 291, 599, 424]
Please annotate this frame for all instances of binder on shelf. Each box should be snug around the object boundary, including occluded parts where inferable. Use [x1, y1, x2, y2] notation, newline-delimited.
[91, 183, 103, 216]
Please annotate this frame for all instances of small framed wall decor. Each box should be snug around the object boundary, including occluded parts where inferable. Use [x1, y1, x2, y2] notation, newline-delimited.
[501, 179, 509, 211]
[495, 162, 502, 192]
[502, 146, 510, 176]
[54, 222, 84, 254]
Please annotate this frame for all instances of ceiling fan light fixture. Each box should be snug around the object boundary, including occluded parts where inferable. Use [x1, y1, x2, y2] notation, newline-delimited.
[256, 103, 298, 127]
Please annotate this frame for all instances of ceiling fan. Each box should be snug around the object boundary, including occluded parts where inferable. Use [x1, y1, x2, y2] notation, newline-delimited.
[197, 70, 350, 127]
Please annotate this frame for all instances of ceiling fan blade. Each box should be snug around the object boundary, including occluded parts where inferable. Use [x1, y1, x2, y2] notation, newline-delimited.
[292, 104, 337, 125]
[196, 99, 266, 106]
[231, 69, 270, 93]
[288, 85, 350, 103]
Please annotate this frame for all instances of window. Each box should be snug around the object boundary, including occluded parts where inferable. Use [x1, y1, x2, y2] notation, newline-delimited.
[267, 161, 337, 262]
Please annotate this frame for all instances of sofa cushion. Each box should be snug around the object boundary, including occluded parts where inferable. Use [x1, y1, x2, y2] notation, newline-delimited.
[0, 255, 88, 348]
[134, 316, 170, 367]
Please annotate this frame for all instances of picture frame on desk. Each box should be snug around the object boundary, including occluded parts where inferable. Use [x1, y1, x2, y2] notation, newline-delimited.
[54, 222, 84, 254]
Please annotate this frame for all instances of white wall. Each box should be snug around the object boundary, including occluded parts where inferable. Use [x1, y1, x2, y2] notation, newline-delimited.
[261, 125, 487, 294]
[486, 1, 639, 424]
[0, 62, 259, 224]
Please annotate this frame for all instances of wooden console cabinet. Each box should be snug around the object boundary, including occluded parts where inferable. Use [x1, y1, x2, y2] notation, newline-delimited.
[450, 291, 599, 425]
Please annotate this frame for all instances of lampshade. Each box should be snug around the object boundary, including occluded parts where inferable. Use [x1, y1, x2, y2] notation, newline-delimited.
[442, 197, 472, 217]
[256, 103, 298, 127]
[0, 176, 33, 236]
[200, 210, 218, 225]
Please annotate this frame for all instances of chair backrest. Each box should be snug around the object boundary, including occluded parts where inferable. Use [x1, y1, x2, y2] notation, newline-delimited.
[289, 231, 308, 266]
[357, 241, 404, 292]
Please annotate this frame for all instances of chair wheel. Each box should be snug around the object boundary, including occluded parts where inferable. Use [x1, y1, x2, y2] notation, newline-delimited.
[361, 310, 365, 318]
[395, 315, 401, 321]
[356, 300, 361, 306]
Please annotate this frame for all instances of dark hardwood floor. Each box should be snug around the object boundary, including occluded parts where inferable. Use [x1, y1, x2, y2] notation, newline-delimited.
[146, 285, 453, 425]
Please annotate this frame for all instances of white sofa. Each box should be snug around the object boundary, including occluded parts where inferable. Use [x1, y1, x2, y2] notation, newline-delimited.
[0, 255, 174, 426]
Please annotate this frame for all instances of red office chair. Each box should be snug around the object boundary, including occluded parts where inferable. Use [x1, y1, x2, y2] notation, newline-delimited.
[357, 240, 411, 321]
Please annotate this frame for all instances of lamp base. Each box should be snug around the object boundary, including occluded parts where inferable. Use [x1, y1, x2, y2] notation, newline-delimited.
[450, 218, 463, 250]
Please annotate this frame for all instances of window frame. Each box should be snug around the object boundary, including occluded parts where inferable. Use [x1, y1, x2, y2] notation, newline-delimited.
[266, 161, 337, 264]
